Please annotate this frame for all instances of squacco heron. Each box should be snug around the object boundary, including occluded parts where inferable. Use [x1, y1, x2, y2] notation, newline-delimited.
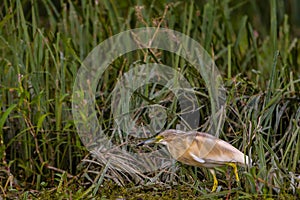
[138, 129, 250, 192]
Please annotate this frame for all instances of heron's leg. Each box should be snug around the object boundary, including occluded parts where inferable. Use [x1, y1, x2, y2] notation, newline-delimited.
[209, 169, 218, 192]
[226, 163, 239, 182]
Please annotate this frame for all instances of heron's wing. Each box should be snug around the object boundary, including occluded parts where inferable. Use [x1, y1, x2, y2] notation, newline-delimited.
[189, 132, 248, 165]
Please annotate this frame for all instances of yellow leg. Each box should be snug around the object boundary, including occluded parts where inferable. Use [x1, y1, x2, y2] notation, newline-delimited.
[226, 163, 239, 182]
[209, 169, 218, 192]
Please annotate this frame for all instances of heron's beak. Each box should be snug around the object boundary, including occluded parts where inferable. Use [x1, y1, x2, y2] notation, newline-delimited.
[137, 137, 157, 146]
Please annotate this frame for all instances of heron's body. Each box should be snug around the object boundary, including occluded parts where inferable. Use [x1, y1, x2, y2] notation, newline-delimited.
[160, 130, 249, 168]
[138, 129, 250, 192]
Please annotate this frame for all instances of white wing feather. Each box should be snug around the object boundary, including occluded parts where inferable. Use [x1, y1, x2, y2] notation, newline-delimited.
[190, 153, 205, 163]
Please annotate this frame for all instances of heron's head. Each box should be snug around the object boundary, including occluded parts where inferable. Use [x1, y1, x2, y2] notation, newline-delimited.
[137, 129, 181, 146]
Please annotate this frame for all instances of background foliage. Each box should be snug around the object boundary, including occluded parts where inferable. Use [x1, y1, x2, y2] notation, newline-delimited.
[0, 0, 299, 199]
